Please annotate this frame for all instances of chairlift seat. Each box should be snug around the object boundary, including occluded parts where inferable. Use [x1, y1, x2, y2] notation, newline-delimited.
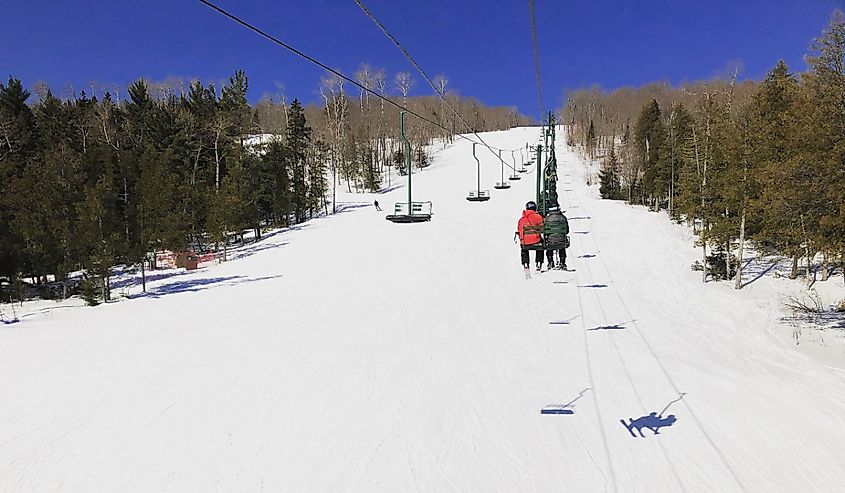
[386, 201, 433, 223]
[509, 175, 522, 181]
[521, 224, 569, 250]
[466, 190, 491, 202]
[493, 182, 511, 190]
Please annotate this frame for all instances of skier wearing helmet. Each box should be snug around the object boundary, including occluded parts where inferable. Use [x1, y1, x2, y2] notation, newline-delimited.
[516, 200, 545, 276]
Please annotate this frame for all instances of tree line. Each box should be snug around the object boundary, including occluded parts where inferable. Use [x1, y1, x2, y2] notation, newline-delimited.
[0, 67, 530, 303]
[564, 11, 845, 289]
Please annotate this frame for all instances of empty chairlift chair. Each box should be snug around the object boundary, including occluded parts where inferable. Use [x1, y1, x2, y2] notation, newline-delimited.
[466, 143, 492, 202]
[466, 190, 491, 202]
[386, 201, 433, 223]
[509, 150, 522, 181]
[494, 150, 511, 190]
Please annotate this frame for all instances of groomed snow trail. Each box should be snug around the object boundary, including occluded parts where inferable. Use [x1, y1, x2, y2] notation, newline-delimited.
[1, 127, 845, 492]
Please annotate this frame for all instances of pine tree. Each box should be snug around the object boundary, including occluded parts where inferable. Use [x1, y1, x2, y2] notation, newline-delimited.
[666, 103, 693, 218]
[263, 140, 291, 226]
[599, 145, 622, 199]
[635, 99, 668, 209]
[586, 119, 597, 158]
[286, 99, 311, 223]
[801, 10, 845, 280]
[0, 78, 39, 287]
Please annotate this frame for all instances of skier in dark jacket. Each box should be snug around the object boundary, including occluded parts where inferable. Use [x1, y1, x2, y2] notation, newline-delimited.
[544, 204, 569, 270]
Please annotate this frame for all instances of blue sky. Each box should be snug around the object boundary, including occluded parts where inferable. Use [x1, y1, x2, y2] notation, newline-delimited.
[1, 0, 842, 119]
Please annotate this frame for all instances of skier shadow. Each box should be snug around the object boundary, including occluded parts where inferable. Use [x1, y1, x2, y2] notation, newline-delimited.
[621, 412, 677, 437]
[130, 275, 283, 299]
[586, 324, 626, 331]
[621, 393, 685, 438]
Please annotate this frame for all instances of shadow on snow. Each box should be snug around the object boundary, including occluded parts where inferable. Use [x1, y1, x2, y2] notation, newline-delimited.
[541, 388, 592, 415]
[621, 393, 686, 438]
[130, 275, 283, 299]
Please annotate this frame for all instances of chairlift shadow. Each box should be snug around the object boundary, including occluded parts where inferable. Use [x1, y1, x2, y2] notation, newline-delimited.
[578, 254, 597, 259]
[578, 284, 608, 289]
[541, 388, 591, 415]
[549, 315, 580, 325]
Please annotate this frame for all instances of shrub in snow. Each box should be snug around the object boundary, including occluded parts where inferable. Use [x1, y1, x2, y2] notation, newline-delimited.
[80, 278, 102, 306]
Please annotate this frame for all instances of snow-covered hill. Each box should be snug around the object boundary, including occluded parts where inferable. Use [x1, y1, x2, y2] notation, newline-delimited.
[1, 127, 844, 492]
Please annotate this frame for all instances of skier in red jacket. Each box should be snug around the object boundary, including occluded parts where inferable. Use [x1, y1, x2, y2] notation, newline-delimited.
[516, 201, 545, 274]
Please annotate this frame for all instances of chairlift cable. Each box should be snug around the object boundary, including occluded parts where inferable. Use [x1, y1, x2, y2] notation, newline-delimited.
[197, 0, 504, 154]
[353, 0, 523, 170]
[529, 0, 544, 119]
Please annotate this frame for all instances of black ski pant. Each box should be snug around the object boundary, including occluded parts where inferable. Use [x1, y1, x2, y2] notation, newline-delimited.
[521, 246, 544, 266]
[546, 248, 566, 266]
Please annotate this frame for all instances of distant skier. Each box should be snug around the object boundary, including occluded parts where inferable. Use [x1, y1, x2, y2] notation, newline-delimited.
[374, 199, 382, 211]
[516, 201, 545, 276]
[544, 203, 569, 270]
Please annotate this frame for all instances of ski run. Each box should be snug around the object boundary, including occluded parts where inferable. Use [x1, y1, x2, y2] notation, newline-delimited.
[2, 127, 845, 492]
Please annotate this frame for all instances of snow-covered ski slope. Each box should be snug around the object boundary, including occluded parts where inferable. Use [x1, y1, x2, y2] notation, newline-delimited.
[2, 127, 845, 492]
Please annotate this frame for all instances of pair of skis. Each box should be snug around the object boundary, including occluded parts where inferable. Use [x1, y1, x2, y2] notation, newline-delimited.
[523, 265, 572, 279]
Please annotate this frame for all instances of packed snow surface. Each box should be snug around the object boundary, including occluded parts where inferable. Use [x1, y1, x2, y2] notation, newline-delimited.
[2, 127, 845, 492]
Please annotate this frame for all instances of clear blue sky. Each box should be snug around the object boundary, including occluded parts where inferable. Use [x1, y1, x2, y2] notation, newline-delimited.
[1, 0, 842, 119]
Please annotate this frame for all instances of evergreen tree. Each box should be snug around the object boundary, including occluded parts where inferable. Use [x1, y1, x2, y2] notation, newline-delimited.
[634, 99, 668, 209]
[286, 99, 311, 223]
[586, 119, 597, 158]
[666, 103, 693, 217]
[263, 140, 291, 226]
[599, 145, 622, 199]
[801, 10, 845, 276]
[307, 140, 329, 217]
[0, 78, 39, 284]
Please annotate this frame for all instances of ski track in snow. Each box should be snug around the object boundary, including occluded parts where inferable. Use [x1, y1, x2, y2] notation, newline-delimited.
[1, 127, 845, 492]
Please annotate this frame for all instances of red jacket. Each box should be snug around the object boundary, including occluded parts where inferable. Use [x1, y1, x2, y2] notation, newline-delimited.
[517, 209, 544, 245]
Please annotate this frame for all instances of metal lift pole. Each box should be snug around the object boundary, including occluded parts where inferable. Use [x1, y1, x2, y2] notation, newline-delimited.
[400, 111, 412, 216]
[473, 143, 480, 195]
[536, 144, 542, 206]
